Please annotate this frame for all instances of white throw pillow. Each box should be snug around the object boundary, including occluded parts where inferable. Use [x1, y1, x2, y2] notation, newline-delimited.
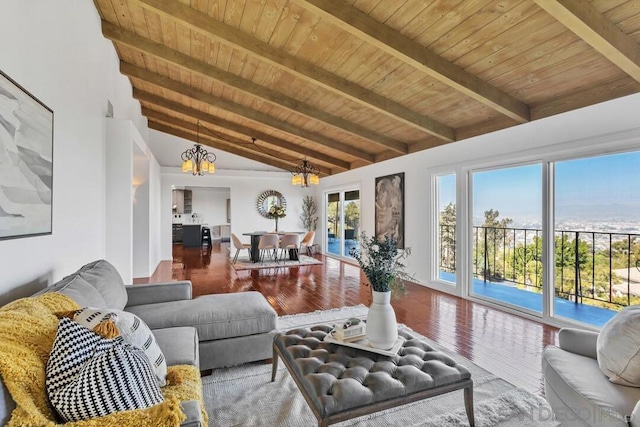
[46, 317, 164, 422]
[597, 305, 640, 387]
[69, 307, 167, 386]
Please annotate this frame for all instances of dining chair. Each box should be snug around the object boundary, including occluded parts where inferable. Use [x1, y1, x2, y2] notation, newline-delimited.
[299, 231, 316, 256]
[258, 233, 280, 264]
[231, 233, 252, 264]
[279, 234, 300, 263]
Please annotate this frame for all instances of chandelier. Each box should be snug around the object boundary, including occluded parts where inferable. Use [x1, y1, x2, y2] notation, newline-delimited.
[181, 121, 216, 176]
[291, 159, 320, 187]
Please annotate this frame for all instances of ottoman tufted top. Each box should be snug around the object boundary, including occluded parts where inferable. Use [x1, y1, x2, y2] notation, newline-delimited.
[274, 325, 471, 418]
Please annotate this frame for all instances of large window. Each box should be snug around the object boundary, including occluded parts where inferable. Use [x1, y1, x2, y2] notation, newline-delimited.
[433, 149, 640, 327]
[470, 164, 543, 313]
[436, 174, 456, 284]
[553, 152, 640, 326]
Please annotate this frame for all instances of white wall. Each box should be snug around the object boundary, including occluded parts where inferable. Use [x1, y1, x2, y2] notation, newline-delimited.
[0, 0, 153, 304]
[105, 120, 134, 284]
[148, 156, 162, 276]
[316, 94, 640, 292]
[188, 187, 230, 226]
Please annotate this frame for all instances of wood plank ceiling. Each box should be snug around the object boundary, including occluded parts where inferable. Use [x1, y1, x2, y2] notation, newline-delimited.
[93, 0, 640, 175]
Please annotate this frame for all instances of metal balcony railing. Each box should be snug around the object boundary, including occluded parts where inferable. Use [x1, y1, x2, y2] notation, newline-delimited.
[439, 224, 640, 308]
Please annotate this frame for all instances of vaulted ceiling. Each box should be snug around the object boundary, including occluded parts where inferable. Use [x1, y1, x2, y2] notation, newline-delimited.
[94, 0, 640, 175]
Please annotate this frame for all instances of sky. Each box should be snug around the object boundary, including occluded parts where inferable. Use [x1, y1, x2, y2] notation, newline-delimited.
[438, 151, 640, 226]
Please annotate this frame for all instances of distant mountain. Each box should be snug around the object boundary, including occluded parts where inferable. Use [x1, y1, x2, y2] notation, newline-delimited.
[555, 202, 640, 223]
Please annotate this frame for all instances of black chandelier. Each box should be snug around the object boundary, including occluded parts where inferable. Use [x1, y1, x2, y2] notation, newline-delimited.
[181, 121, 216, 176]
[291, 159, 320, 187]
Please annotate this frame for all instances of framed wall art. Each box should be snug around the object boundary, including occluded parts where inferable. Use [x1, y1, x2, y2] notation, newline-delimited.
[0, 70, 53, 240]
[374, 172, 404, 249]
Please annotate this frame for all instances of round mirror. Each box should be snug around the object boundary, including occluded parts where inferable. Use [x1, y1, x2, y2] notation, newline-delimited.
[256, 190, 287, 218]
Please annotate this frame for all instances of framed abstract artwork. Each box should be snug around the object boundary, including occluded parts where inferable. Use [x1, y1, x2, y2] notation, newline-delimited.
[374, 172, 404, 249]
[0, 70, 53, 240]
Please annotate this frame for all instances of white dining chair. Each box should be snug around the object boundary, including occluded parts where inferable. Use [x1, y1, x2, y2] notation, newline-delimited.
[231, 233, 252, 264]
[299, 231, 315, 256]
[279, 234, 300, 263]
[258, 233, 280, 264]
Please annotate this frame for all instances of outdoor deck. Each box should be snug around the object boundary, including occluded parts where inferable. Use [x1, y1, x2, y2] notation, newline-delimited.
[439, 271, 616, 327]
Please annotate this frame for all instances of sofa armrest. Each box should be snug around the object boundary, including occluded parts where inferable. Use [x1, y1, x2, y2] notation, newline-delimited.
[179, 400, 203, 427]
[558, 328, 599, 359]
[125, 281, 192, 307]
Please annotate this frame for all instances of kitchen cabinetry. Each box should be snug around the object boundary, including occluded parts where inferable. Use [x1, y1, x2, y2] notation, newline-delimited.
[172, 189, 192, 214]
[183, 190, 192, 214]
[172, 224, 183, 243]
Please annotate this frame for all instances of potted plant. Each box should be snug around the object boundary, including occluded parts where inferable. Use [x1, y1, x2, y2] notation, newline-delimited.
[349, 232, 412, 349]
[267, 205, 286, 232]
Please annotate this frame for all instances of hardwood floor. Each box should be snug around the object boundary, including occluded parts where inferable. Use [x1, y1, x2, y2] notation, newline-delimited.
[138, 242, 559, 395]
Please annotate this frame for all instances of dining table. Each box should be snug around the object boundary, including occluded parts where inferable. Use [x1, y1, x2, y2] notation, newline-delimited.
[242, 231, 306, 263]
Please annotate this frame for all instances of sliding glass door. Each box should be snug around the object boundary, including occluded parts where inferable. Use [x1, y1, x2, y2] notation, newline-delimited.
[470, 164, 543, 314]
[326, 189, 360, 258]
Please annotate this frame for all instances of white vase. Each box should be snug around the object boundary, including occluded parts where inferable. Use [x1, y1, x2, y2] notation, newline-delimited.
[366, 290, 398, 350]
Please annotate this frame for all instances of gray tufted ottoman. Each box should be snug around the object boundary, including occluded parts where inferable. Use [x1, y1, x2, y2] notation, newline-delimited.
[272, 325, 474, 427]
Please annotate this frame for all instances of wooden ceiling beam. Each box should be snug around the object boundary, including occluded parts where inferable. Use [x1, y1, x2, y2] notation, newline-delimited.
[102, 21, 408, 155]
[133, 0, 455, 141]
[533, 0, 640, 82]
[139, 100, 344, 174]
[293, 0, 530, 124]
[120, 61, 376, 163]
[145, 110, 332, 176]
[148, 120, 312, 174]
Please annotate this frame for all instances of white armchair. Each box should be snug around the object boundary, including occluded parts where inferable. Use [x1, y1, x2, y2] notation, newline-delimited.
[543, 328, 640, 426]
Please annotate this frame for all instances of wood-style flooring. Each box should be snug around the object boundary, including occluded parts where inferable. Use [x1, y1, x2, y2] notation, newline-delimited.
[137, 242, 559, 395]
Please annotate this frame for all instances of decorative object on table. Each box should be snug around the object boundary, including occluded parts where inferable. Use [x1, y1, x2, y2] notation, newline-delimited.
[181, 120, 216, 176]
[299, 195, 318, 231]
[267, 205, 286, 233]
[375, 172, 405, 249]
[291, 159, 320, 187]
[0, 70, 53, 241]
[256, 190, 287, 218]
[350, 232, 412, 350]
[331, 317, 365, 342]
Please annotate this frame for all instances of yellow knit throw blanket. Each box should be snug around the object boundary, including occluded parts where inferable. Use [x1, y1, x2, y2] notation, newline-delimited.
[0, 293, 207, 426]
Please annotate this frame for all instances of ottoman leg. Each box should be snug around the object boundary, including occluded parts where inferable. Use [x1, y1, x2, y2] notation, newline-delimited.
[271, 346, 279, 382]
[464, 382, 475, 427]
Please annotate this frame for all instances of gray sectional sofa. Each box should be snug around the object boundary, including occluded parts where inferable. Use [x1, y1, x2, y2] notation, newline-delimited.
[0, 259, 278, 426]
[543, 328, 640, 427]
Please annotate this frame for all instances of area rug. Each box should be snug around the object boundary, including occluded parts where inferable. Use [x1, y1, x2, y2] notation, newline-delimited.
[202, 306, 559, 426]
[230, 255, 323, 271]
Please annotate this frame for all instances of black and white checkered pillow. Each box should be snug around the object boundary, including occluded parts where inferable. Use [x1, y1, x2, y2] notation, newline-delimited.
[71, 307, 167, 386]
[46, 317, 164, 422]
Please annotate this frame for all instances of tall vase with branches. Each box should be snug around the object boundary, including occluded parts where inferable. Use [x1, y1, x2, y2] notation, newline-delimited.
[349, 232, 412, 349]
[300, 196, 318, 231]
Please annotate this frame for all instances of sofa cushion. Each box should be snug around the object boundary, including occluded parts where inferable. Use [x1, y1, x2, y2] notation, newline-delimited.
[153, 327, 199, 367]
[70, 307, 167, 386]
[543, 345, 640, 426]
[597, 305, 640, 387]
[33, 275, 107, 308]
[46, 317, 164, 422]
[126, 292, 277, 341]
[76, 260, 128, 310]
[56, 275, 108, 308]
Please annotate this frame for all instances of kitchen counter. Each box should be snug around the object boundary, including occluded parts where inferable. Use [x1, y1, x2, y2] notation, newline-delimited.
[182, 224, 207, 247]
